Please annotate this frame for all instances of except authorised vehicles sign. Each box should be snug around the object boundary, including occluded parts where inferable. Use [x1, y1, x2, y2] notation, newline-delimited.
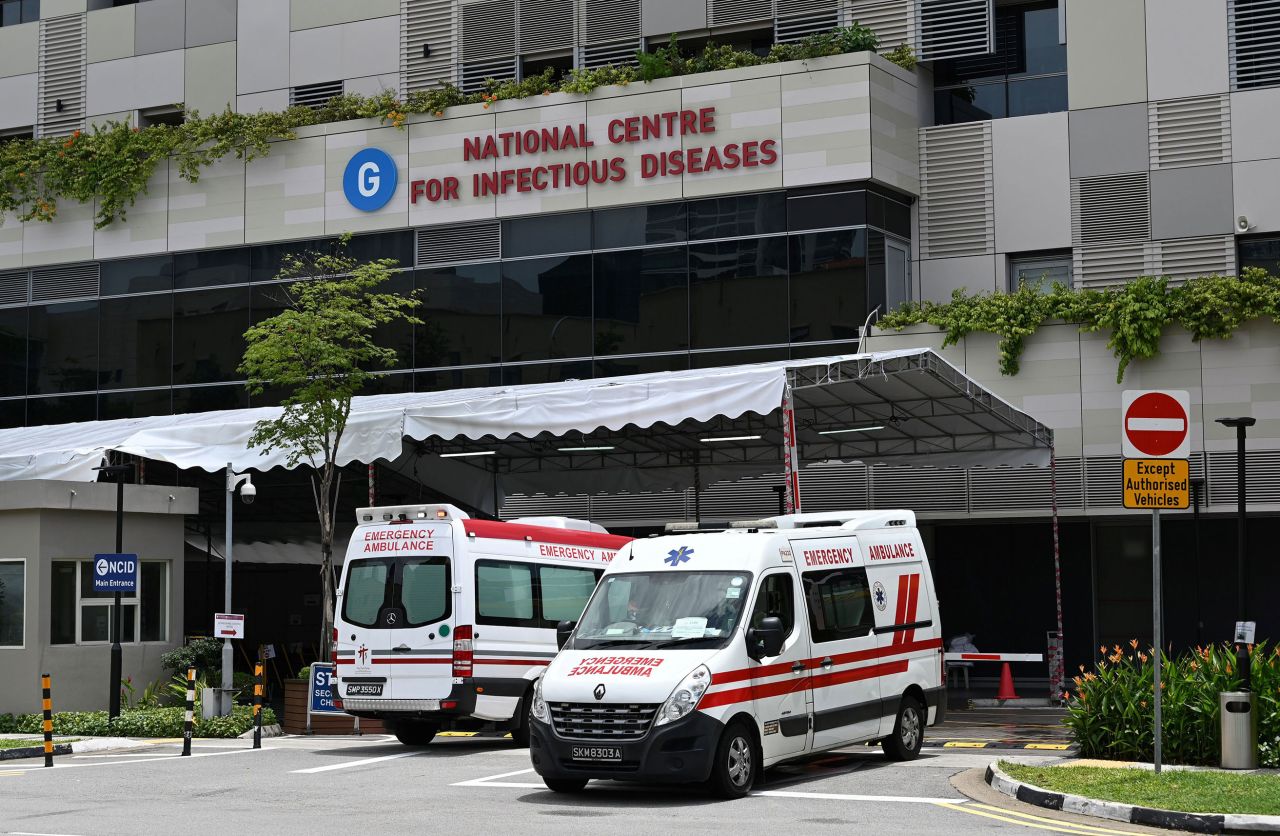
[1122, 390, 1191, 459]
[1123, 459, 1189, 509]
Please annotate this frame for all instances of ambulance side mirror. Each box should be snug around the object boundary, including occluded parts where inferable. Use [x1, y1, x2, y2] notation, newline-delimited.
[556, 620, 576, 650]
[746, 616, 785, 660]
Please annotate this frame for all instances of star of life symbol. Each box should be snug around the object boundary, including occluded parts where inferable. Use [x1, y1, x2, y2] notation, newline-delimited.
[357, 644, 369, 665]
[872, 581, 887, 611]
[664, 546, 694, 567]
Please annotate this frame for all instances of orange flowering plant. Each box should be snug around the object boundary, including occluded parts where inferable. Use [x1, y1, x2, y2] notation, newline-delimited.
[1065, 641, 1279, 767]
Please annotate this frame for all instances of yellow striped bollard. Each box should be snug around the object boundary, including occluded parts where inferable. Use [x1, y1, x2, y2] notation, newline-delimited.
[182, 667, 194, 756]
[40, 673, 53, 768]
[253, 663, 263, 749]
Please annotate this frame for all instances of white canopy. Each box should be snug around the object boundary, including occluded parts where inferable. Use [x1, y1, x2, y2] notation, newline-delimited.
[0, 349, 1053, 486]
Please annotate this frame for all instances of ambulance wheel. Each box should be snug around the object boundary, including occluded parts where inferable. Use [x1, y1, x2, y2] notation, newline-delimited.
[393, 721, 438, 746]
[543, 778, 588, 793]
[708, 721, 758, 799]
[882, 696, 924, 761]
[510, 690, 532, 748]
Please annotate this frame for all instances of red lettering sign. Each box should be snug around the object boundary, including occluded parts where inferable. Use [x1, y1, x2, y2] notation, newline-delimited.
[567, 656, 665, 677]
[866, 542, 916, 561]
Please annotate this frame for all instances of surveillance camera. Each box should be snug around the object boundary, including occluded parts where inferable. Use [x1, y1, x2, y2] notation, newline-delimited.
[240, 481, 256, 505]
[1237, 215, 1254, 233]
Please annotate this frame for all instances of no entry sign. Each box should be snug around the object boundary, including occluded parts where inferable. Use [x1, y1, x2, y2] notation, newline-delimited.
[1122, 390, 1190, 459]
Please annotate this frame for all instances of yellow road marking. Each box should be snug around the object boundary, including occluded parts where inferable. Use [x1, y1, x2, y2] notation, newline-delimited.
[144, 738, 185, 744]
[1025, 743, 1072, 750]
[0, 770, 23, 777]
[937, 802, 1140, 835]
[436, 731, 479, 738]
[943, 742, 991, 748]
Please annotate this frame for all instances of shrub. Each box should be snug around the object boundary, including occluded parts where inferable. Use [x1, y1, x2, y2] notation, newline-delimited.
[160, 637, 223, 674]
[0, 706, 275, 738]
[1065, 641, 1280, 767]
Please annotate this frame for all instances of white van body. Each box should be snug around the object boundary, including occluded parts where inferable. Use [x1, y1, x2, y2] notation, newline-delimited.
[333, 504, 632, 744]
[528, 510, 943, 795]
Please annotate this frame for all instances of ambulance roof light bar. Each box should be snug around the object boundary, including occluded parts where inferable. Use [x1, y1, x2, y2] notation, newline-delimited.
[356, 503, 470, 523]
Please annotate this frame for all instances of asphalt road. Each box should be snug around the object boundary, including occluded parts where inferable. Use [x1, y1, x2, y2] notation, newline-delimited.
[0, 714, 1176, 836]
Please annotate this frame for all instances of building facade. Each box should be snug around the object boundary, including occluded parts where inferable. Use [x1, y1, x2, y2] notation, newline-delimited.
[0, 0, 1278, 678]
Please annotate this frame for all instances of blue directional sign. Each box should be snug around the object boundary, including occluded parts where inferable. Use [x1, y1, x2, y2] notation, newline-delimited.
[93, 553, 138, 593]
[309, 662, 342, 714]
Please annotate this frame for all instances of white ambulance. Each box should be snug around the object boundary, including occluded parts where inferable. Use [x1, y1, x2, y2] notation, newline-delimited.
[332, 504, 632, 745]
[528, 510, 944, 797]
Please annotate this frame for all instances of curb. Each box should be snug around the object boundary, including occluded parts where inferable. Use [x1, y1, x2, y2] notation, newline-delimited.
[237, 724, 284, 740]
[985, 760, 1280, 834]
[0, 743, 72, 761]
[937, 740, 1074, 751]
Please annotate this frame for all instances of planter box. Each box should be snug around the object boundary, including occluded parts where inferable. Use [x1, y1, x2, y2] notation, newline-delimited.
[281, 679, 386, 736]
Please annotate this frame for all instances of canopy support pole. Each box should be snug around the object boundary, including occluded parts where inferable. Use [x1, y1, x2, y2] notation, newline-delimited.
[782, 381, 802, 513]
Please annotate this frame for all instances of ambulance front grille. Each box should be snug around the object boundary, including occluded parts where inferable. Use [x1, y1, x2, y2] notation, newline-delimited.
[549, 702, 659, 741]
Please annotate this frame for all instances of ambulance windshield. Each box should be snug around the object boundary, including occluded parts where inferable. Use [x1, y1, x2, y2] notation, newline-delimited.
[572, 571, 752, 649]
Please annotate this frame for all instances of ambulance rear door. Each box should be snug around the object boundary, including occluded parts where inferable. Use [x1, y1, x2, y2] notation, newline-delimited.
[384, 525, 454, 701]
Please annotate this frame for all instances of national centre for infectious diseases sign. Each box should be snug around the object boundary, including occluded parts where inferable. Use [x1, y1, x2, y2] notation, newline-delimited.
[1123, 459, 1190, 509]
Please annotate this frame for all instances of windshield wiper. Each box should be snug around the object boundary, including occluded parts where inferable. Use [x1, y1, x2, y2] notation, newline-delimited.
[574, 638, 650, 649]
[637, 635, 727, 648]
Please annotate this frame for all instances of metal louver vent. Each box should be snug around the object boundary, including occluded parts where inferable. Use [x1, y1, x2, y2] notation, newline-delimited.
[870, 465, 968, 513]
[849, 0, 914, 50]
[290, 81, 344, 110]
[30, 263, 99, 302]
[1149, 95, 1231, 170]
[776, 2, 840, 43]
[918, 122, 993, 259]
[38, 13, 87, 137]
[799, 461, 869, 512]
[1155, 236, 1235, 282]
[581, 0, 639, 44]
[1084, 455, 1123, 510]
[697, 472, 787, 519]
[402, 0, 456, 93]
[1229, 0, 1280, 91]
[0, 271, 29, 307]
[461, 0, 516, 59]
[708, 0, 775, 27]
[520, 0, 574, 54]
[968, 459, 1083, 512]
[589, 490, 689, 523]
[459, 57, 518, 92]
[1072, 173, 1150, 246]
[580, 40, 640, 69]
[501, 492, 593, 519]
[1208, 450, 1280, 505]
[416, 222, 501, 266]
[1073, 241, 1154, 289]
[916, 0, 992, 61]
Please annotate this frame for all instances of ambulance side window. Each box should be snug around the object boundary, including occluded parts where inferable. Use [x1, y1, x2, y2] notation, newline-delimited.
[802, 568, 874, 643]
[749, 573, 795, 636]
[476, 560, 537, 626]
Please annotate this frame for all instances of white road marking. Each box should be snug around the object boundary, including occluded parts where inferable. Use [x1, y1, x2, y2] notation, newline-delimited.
[4, 747, 268, 772]
[756, 790, 968, 804]
[7, 831, 90, 835]
[290, 751, 420, 774]
[452, 767, 541, 787]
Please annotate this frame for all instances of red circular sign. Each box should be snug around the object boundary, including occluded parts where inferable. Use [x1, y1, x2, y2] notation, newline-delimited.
[1124, 392, 1188, 456]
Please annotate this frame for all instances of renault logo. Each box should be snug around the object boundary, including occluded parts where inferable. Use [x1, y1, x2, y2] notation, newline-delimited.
[593, 683, 606, 701]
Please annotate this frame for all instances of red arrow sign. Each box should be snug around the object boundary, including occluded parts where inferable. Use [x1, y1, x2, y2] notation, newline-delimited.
[1124, 392, 1188, 457]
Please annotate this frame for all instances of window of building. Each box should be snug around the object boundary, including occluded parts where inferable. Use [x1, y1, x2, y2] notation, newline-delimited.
[789, 229, 867, 344]
[802, 566, 874, 643]
[415, 263, 502, 369]
[0, 560, 24, 646]
[28, 300, 98, 395]
[593, 246, 688, 356]
[689, 237, 789, 350]
[50, 560, 168, 644]
[0, 0, 39, 27]
[501, 254, 592, 362]
[171, 287, 250, 385]
[1239, 237, 1280, 276]
[0, 307, 26, 399]
[137, 106, 184, 128]
[0, 127, 34, 144]
[99, 293, 172, 389]
[933, 1, 1067, 125]
[1008, 251, 1072, 292]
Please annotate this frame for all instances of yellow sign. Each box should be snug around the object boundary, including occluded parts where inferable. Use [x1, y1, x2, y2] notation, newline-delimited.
[1123, 458, 1189, 509]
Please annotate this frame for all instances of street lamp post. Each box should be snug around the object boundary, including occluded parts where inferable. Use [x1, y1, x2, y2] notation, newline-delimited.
[1215, 416, 1255, 691]
[93, 462, 133, 720]
[223, 463, 256, 716]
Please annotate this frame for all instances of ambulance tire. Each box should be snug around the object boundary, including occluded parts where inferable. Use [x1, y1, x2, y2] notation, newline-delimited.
[708, 721, 758, 799]
[510, 689, 532, 748]
[393, 721, 438, 746]
[543, 778, 589, 793]
[881, 695, 924, 761]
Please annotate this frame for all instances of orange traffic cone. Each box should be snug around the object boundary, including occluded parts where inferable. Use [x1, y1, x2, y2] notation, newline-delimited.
[996, 662, 1020, 700]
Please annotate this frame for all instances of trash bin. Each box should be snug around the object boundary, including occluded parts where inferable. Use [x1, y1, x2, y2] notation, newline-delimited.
[1220, 691, 1258, 769]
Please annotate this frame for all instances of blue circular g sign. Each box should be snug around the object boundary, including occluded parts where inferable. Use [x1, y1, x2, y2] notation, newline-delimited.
[343, 148, 398, 212]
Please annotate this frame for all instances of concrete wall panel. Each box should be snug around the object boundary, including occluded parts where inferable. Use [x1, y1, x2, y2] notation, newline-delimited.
[1233, 159, 1280, 236]
[869, 64, 919, 194]
[642, 0, 707, 37]
[993, 112, 1070, 253]
[583, 85, 684, 210]
[94, 161, 169, 259]
[781, 64, 872, 188]
[1230, 88, 1280, 164]
[86, 51, 185, 119]
[237, 0, 289, 95]
[42, 0, 87, 16]
[1066, 0, 1147, 110]
[237, 89, 289, 113]
[244, 134, 326, 243]
[21, 201, 95, 267]
[918, 255, 997, 302]
[0, 24, 39, 78]
[184, 42, 237, 117]
[168, 154, 246, 251]
[324, 126, 410, 234]
[0, 210, 22, 270]
[407, 112, 498, 226]
[344, 73, 401, 98]
[185, 0, 237, 48]
[1144, 0, 1228, 101]
[0, 73, 37, 131]
[134, 0, 185, 56]
[1069, 104, 1149, 178]
[290, 0, 400, 31]
[289, 17, 399, 88]
[681, 75, 782, 198]
[1150, 164, 1234, 240]
[87, 5, 134, 64]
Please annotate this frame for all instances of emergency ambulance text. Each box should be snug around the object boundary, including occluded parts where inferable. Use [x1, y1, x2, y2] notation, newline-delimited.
[802, 547, 855, 566]
[866, 542, 916, 561]
[568, 656, 664, 677]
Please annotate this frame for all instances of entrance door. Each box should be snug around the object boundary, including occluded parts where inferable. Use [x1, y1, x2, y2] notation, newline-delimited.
[748, 570, 811, 761]
[800, 561, 883, 748]
[885, 239, 910, 311]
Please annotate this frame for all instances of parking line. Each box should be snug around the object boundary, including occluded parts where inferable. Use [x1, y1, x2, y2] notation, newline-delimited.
[757, 790, 967, 804]
[452, 767, 542, 788]
[291, 752, 421, 774]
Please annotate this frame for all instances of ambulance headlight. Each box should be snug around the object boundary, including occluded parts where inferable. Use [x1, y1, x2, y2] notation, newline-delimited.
[654, 665, 711, 727]
[531, 677, 549, 723]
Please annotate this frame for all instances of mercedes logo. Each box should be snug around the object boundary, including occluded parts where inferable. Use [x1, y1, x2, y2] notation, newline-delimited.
[593, 683, 606, 701]
[386, 612, 397, 625]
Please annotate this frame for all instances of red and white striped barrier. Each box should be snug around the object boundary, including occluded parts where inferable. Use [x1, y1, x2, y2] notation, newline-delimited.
[944, 652, 1044, 699]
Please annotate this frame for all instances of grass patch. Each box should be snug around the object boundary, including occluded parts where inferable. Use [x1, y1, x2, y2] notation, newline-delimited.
[1001, 761, 1280, 816]
[0, 738, 77, 750]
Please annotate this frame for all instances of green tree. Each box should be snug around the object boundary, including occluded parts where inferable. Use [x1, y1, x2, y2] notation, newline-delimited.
[239, 237, 420, 658]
